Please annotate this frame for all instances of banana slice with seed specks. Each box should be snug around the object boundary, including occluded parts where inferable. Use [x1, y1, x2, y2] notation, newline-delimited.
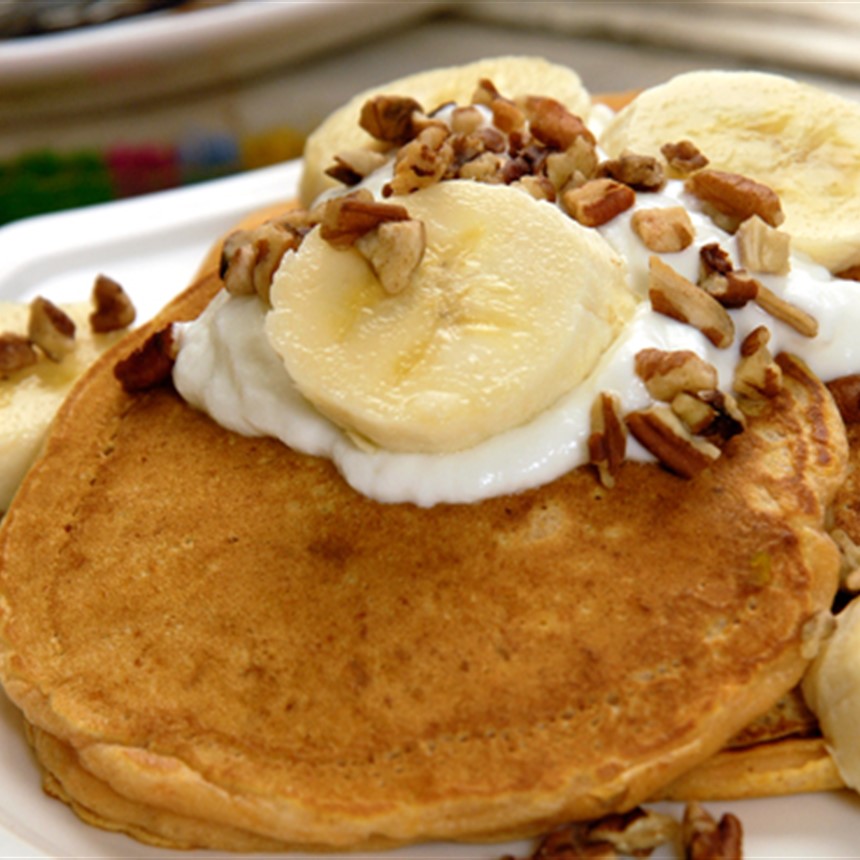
[803, 597, 860, 791]
[299, 55, 591, 207]
[266, 181, 634, 454]
[600, 70, 860, 273]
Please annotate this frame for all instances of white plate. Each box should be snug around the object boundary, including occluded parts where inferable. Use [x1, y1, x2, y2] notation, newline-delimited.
[0, 169, 859, 857]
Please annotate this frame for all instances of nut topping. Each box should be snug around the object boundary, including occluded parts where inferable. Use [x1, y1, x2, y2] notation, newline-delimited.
[114, 325, 177, 393]
[359, 94, 424, 145]
[673, 389, 746, 442]
[661, 139, 709, 176]
[598, 152, 665, 191]
[320, 190, 410, 248]
[685, 168, 784, 229]
[697, 243, 759, 309]
[0, 333, 38, 374]
[588, 391, 627, 488]
[355, 219, 426, 295]
[736, 214, 791, 275]
[386, 125, 455, 196]
[634, 348, 718, 401]
[733, 326, 783, 400]
[325, 148, 389, 186]
[520, 95, 596, 150]
[585, 807, 679, 855]
[753, 283, 818, 337]
[562, 178, 635, 228]
[90, 274, 136, 333]
[682, 802, 743, 860]
[28, 296, 76, 361]
[631, 206, 695, 253]
[648, 256, 734, 348]
[626, 404, 721, 479]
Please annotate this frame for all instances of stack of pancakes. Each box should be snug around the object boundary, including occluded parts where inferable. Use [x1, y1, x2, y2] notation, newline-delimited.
[0, 255, 851, 849]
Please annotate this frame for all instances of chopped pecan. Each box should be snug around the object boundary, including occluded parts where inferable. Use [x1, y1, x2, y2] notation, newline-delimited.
[325, 148, 389, 186]
[520, 95, 596, 150]
[113, 325, 177, 393]
[562, 178, 635, 227]
[648, 256, 734, 348]
[28, 296, 75, 361]
[386, 125, 455, 196]
[221, 219, 305, 303]
[90, 274, 136, 333]
[0, 332, 38, 374]
[626, 404, 721, 479]
[827, 374, 860, 423]
[320, 190, 409, 249]
[733, 326, 783, 400]
[634, 348, 718, 401]
[457, 151, 505, 183]
[355, 219, 426, 295]
[449, 105, 484, 134]
[543, 137, 599, 192]
[697, 243, 759, 309]
[836, 263, 860, 282]
[672, 389, 746, 442]
[528, 824, 616, 860]
[598, 152, 665, 191]
[736, 214, 791, 275]
[682, 802, 743, 860]
[471, 77, 503, 106]
[513, 175, 556, 201]
[588, 391, 627, 488]
[585, 807, 678, 855]
[490, 97, 526, 134]
[359, 94, 424, 145]
[631, 206, 695, 253]
[661, 139, 709, 176]
[686, 168, 784, 229]
[754, 283, 818, 337]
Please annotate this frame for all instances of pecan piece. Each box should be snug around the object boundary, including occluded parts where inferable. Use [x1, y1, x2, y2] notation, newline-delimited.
[355, 219, 426, 295]
[90, 274, 136, 333]
[114, 325, 177, 393]
[754, 283, 818, 337]
[661, 139, 709, 176]
[28, 296, 75, 361]
[634, 348, 718, 401]
[697, 243, 758, 309]
[562, 178, 635, 227]
[733, 325, 783, 400]
[585, 807, 678, 855]
[325, 148, 388, 186]
[0, 332, 38, 374]
[648, 256, 734, 348]
[520, 95, 596, 150]
[682, 802, 743, 860]
[827, 374, 860, 424]
[672, 389, 746, 442]
[631, 206, 695, 253]
[686, 168, 784, 229]
[598, 152, 665, 191]
[588, 391, 627, 488]
[836, 263, 860, 282]
[736, 214, 790, 275]
[626, 404, 721, 479]
[386, 125, 454, 196]
[543, 136, 599, 192]
[319, 190, 410, 249]
[359, 94, 424, 145]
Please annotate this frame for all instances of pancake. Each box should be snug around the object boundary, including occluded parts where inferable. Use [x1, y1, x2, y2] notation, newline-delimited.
[0, 262, 848, 850]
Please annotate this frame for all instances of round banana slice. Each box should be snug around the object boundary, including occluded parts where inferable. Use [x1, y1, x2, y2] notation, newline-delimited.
[266, 181, 634, 454]
[600, 70, 860, 273]
[803, 596, 860, 791]
[299, 55, 591, 206]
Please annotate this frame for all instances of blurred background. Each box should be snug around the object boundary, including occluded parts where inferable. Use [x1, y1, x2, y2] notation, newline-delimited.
[2, 0, 860, 226]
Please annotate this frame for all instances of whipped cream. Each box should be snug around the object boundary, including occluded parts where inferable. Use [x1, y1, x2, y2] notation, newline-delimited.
[173, 178, 860, 507]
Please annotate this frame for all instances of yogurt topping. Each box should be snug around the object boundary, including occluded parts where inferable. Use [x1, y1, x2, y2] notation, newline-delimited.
[173, 178, 860, 507]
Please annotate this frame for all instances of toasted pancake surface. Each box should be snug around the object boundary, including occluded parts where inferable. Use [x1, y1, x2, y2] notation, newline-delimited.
[0, 272, 848, 850]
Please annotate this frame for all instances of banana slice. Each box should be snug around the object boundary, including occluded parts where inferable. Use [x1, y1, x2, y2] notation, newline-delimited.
[0, 301, 126, 512]
[803, 597, 860, 791]
[266, 181, 634, 454]
[299, 55, 591, 206]
[599, 70, 860, 273]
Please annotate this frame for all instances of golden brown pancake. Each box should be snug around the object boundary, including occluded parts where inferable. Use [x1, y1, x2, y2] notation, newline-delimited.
[0, 262, 848, 850]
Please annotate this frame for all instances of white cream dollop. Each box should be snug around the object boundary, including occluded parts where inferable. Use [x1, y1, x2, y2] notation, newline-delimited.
[173, 178, 860, 507]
